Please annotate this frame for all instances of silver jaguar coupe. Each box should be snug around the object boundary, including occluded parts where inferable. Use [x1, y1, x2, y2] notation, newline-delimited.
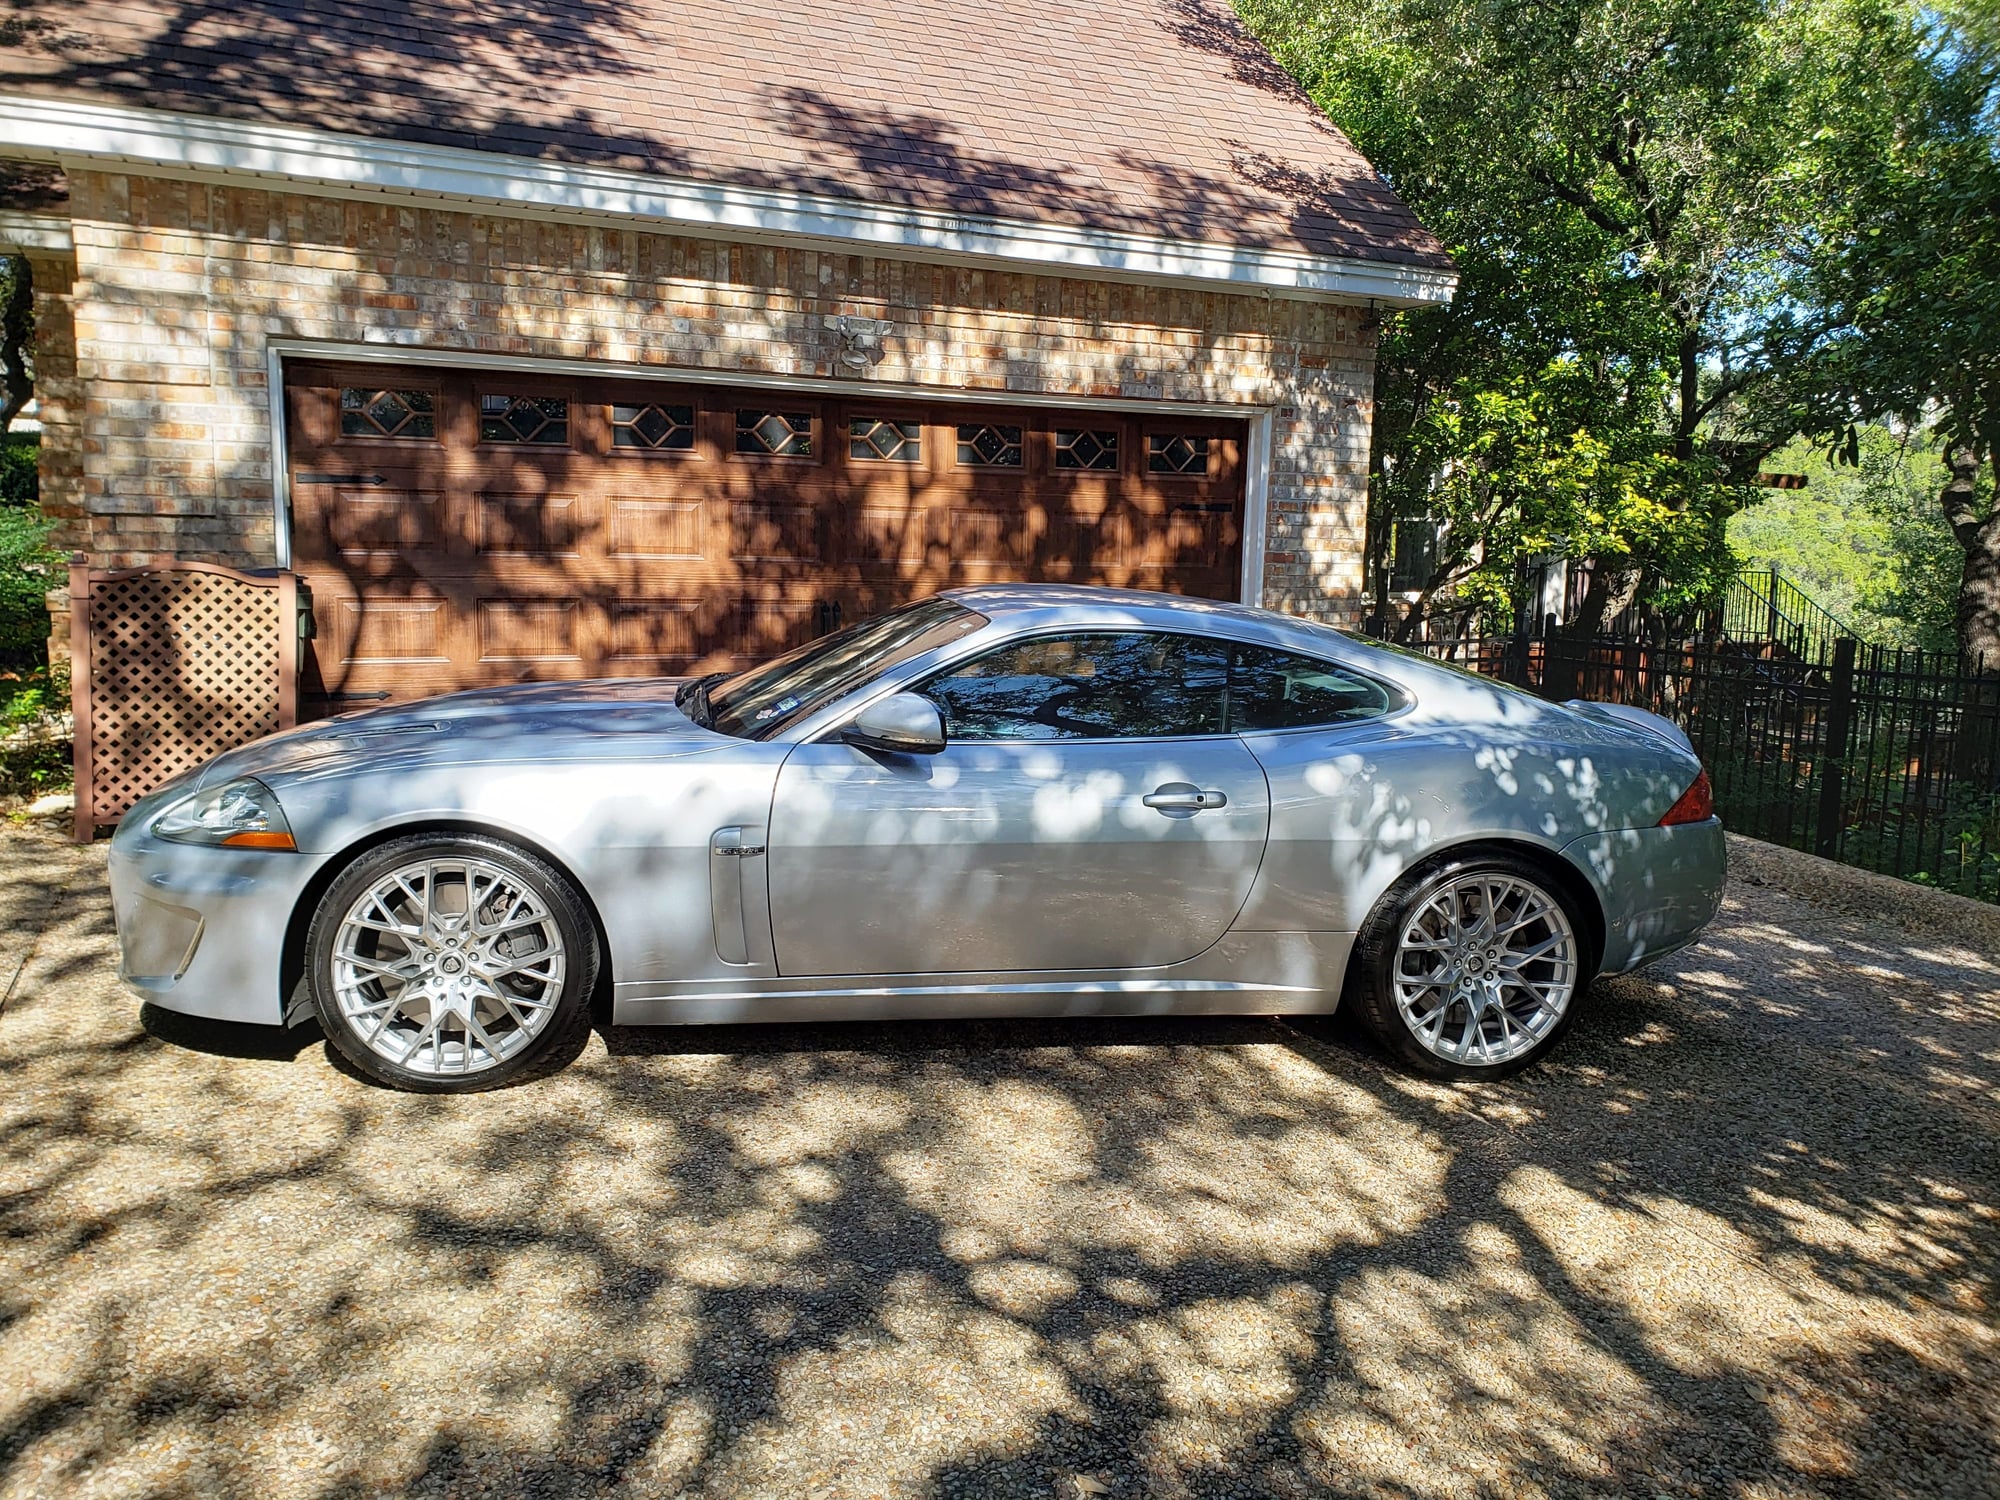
[109, 585, 1724, 1091]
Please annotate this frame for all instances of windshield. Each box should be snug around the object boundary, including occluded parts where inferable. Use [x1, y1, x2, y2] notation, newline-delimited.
[704, 596, 987, 739]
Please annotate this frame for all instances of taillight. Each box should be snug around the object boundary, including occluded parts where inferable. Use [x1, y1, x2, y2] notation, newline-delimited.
[1659, 769, 1714, 826]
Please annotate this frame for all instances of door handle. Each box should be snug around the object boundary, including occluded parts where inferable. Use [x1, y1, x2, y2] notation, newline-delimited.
[1143, 782, 1228, 814]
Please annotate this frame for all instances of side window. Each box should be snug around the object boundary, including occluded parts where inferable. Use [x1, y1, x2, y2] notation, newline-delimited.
[1227, 643, 1397, 730]
[923, 632, 1228, 741]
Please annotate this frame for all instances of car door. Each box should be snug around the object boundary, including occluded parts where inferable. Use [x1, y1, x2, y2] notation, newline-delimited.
[765, 630, 1272, 977]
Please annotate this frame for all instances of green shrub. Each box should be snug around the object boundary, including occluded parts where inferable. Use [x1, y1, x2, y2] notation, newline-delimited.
[0, 431, 35, 507]
[0, 736, 70, 797]
[0, 503, 60, 665]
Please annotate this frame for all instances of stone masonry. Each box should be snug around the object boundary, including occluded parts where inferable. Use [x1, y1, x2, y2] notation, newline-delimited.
[48, 170, 1378, 621]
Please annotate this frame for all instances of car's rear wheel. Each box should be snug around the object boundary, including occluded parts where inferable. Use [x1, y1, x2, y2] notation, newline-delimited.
[304, 833, 598, 1092]
[1348, 852, 1593, 1080]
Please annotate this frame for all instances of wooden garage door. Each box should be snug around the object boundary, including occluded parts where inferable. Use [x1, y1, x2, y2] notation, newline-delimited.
[284, 362, 1245, 712]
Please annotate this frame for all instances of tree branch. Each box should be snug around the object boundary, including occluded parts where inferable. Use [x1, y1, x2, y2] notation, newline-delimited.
[1526, 165, 1636, 238]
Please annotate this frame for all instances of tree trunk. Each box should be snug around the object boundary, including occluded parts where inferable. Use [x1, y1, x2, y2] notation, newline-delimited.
[1364, 503, 1397, 638]
[1941, 442, 2000, 668]
[1392, 591, 1429, 644]
[1562, 559, 1643, 639]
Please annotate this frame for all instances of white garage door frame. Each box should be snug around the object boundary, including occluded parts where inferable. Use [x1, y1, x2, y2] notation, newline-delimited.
[264, 338, 1275, 607]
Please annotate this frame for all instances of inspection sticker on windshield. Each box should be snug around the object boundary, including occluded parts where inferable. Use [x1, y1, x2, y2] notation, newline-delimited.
[755, 696, 800, 722]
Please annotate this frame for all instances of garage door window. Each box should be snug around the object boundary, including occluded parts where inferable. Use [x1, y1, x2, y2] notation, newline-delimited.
[339, 389, 435, 440]
[737, 409, 814, 457]
[480, 395, 568, 445]
[1148, 434, 1209, 475]
[1054, 429, 1118, 471]
[850, 418, 921, 462]
[611, 403, 694, 450]
[956, 423, 1023, 467]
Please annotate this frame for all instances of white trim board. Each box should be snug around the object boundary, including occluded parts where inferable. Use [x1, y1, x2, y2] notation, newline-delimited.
[0, 93, 1457, 309]
[0, 208, 72, 255]
[265, 338, 1277, 606]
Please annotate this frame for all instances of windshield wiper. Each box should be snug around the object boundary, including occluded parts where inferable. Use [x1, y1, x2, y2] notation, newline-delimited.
[675, 671, 728, 728]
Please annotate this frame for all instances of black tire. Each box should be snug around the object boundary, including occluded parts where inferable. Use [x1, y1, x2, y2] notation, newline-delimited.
[1346, 850, 1596, 1081]
[304, 832, 599, 1093]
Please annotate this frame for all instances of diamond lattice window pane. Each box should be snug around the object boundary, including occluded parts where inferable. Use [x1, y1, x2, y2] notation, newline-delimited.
[956, 423, 1023, 467]
[612, 403, 695, 450]
[1054, 429, 1118, 471]
[850, 418, 921, 462]
[339, 388, 436, 439]
[1147, 434, 1209, 475]
[736, 410, 814, 457]
[479, 395, 569, 445]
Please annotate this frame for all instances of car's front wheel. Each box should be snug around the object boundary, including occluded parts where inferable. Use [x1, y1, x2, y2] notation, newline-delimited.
[304, 833, 598, 1092]
[1348, 852, 1594, 1080]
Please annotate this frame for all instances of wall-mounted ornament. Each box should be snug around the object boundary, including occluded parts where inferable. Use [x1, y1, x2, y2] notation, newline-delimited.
[834, 316, 890, 373]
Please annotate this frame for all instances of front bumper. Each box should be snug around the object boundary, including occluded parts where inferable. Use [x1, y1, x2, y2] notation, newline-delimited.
[108, 802, 325, 1026]
[1561, 817, 1726, 975]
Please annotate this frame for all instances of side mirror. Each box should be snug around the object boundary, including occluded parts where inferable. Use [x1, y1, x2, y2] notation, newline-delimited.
[843, 692, 946, 755]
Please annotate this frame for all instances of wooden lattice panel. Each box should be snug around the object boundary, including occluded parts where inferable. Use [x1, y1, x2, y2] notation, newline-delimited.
[70, 561, 299, 838]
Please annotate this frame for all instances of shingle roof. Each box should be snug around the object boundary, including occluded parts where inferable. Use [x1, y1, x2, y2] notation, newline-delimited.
[0, 0, 1448, 269]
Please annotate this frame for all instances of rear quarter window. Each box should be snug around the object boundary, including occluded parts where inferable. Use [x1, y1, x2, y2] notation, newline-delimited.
[1228, 643, 1401, 730]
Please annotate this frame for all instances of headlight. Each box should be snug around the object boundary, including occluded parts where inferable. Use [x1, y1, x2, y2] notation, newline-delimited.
[150, 777, 297, 850]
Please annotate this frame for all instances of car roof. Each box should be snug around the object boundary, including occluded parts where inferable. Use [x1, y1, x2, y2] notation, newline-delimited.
[940, 583, 1338, 646]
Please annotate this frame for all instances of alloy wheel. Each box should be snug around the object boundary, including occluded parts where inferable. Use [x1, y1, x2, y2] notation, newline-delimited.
[328, 855, 568, 1076]
[1390, 871, 1579, 1066]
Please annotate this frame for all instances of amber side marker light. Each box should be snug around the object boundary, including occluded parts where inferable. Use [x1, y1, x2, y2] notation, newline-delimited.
[221, 831, 298, 850]
[1658, 769, 1714, 826]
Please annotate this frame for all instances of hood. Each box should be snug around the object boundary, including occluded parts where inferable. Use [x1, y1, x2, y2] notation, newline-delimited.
[189, 677, 726, 790]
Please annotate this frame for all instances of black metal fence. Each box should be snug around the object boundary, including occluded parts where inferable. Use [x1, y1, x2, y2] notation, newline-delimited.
[1420, 633, 2000, 904]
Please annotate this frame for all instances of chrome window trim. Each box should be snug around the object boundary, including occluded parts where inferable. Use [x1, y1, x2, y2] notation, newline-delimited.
[794, 622, 1415, 748]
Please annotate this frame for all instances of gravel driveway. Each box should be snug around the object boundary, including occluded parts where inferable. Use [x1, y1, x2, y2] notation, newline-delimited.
[1, 821, 1995, 1499]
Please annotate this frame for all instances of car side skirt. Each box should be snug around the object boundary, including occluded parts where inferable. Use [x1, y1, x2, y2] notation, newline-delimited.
[609, 929, 1353, 1026]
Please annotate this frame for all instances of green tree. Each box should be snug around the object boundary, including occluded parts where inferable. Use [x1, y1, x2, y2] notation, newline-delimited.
[0, 504, 57, 664]
[1238, 0, 1831, 636]
[1728, 425, 1962, 648]
[1789, 0, 2000, 662]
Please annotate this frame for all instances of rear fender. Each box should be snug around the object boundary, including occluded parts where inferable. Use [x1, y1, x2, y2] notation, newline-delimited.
[1565, 699, 1695, 757]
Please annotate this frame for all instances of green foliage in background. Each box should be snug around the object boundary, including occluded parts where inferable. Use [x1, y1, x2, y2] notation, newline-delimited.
[1784, 0, 2000, 659]
[1728, 426, 1966, 649]
[0, 254, 30, 434]
[1238, 0, 1999, 654]
[0, 502, 58, 665]
[1, 431, 55, 674]
[1237, 0, 1822, 637]
[1, 431, 35, 507]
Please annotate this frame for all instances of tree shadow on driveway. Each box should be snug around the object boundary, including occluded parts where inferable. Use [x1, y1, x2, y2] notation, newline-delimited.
[1, 840, 1996, 1499]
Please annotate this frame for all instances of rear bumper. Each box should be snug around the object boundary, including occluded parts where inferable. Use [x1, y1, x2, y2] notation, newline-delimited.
[107, 809, 322, 1026]
[1561, 818, 1726, 974]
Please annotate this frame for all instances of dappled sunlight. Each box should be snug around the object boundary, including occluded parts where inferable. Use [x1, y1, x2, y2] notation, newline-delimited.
[2, 821, 1997, 1496]
[1305, 1242, 1662, 1496]
[712, 1272, 1083, 1498]
[884, 1060, 1447, 1272]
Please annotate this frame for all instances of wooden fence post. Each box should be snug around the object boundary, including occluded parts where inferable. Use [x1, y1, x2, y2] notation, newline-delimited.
[1813, 636, 1858, 860]
[67, 555, 94, 844]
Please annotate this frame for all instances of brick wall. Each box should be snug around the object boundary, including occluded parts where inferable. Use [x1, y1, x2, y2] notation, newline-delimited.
[52, 170, 1378, 618]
